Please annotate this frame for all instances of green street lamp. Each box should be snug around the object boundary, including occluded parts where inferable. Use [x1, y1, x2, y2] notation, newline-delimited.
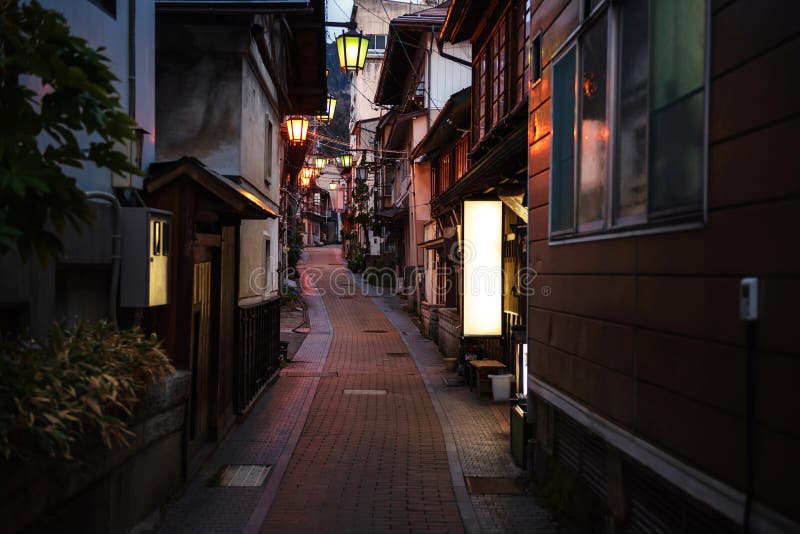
[338, 153, 353, 169]
[336, 31, 369, 73]
[317, 95, 337, 124]
[314, 155, 326, 170]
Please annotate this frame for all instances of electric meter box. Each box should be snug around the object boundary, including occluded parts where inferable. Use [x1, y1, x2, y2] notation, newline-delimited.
[119, 207, 172, 308]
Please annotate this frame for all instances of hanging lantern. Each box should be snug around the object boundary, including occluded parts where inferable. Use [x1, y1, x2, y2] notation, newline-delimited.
[285, 116, 309, 144]
[317, 95, 337, 124]
[336, 31, 369, 73]
[299, 166, 314, 187]
[329, 181, 338, 191]
[314, 155, 326, 170]
[338, 153, 353, 169]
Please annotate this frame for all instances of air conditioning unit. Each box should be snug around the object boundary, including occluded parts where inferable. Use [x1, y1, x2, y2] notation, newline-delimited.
[119, 207, 172, 307]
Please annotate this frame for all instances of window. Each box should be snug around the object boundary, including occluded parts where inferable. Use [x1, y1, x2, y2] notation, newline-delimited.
[491, 18, 507, 126]
[366, 34, 386, 53]
[515, 0, 531, 105]
[473, 50, 488, 142]
[550, 0, 707, 239]
[265, 119, 273, 185]
[531, 32, 542, 85]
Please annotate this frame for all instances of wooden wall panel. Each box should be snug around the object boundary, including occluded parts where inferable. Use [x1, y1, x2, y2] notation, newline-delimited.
[710, 37, 800, 143]
[755, 427, 800, 520]
[709, 116, 800, 210]
[529, 134, 551, 176]
[532, 237, 635, 274]
[539, 0, 578, 66]
[546, 310, 634, 374]
[756, 352, 800, 436]
[712, 0, 800, 76]
[637, 198, 800, 276]
[529, 204, 549, 241]
[635, 277, 744, 346]
[636, 329, 745, 416]
[532, 274, 636, 325]
[529, 169, 549, 209]
[636, 382, 745, 491]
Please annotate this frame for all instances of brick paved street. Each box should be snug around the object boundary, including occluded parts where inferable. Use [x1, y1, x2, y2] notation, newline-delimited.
[147, 246, 556, 533]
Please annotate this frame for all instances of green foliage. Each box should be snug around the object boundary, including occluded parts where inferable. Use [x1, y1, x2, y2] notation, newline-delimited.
[351, 176, 373, 229]
[0, 0, 141, 263]
[287, 230, 304, 270]
[0, 321, 175, 462]
[346, 243, 365, 273]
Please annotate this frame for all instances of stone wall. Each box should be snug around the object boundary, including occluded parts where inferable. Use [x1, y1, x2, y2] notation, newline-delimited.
[1, 372, 189, 534]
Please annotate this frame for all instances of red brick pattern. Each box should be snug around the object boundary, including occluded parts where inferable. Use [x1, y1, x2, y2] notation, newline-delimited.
[262, 248, 463, 533]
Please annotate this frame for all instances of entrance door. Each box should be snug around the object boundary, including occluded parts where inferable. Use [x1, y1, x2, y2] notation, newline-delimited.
[189, 258, 213, 449]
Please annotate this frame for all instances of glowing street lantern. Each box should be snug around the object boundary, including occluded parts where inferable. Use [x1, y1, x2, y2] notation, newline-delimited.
[338, 153, 353, 169]
[336, 31, 369, 73]
[329, 181, 338, 191]
[317, 95, 337, 124]
[285, 116, 309, 144]
[462, 200, 503, 337]
[299, 166, 314, 187]
[314, 155, 326, 170]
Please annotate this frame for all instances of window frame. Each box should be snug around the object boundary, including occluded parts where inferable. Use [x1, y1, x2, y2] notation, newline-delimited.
[547, 0, 710, 245]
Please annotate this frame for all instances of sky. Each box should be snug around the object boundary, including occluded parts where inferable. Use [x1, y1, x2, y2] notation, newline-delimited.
[326, 0, 355, 42]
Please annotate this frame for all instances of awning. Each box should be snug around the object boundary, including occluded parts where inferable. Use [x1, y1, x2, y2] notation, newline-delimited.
[147, 156, 278, 219]
[434, 126, 527, 209]
[378, 206, 407, 220]
[418, 237, 445, 249]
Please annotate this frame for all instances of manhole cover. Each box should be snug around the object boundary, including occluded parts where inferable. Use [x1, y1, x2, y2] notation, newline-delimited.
[363, 329, 388, 333]
[443, 377, 465, 387]
[386, 352, 409, 358]
[464, 477, 525, 495]
[343, 389, 387, 396]
[283, 371, 338, 377]
[210, 464, 271, 487]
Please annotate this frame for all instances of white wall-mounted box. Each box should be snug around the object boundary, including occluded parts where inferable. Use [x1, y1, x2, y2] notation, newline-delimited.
[119, 207, 172, 308]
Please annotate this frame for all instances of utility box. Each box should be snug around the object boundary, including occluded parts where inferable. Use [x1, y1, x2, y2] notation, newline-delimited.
[120, 207, 172, 307]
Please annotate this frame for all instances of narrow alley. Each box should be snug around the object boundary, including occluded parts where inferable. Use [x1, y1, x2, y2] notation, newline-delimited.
[151, 246, 556, 533]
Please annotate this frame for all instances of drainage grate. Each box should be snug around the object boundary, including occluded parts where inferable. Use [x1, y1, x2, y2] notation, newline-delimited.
[343, 389, 387, 396]
[283, 371, 338, 377]
[210, 464, 271, 487]
[443, 377, 465, 387]
[386, 352, 409, 358]
[464, 476, 526, 495]
[363, 329, 388, 334]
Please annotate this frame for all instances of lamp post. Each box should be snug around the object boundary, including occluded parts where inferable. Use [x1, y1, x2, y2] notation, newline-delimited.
[336, 31, 369, 73]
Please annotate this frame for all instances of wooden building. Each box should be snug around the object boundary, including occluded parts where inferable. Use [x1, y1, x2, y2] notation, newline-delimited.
[526, 0, 799, 531]
[439, 0, 531, 374]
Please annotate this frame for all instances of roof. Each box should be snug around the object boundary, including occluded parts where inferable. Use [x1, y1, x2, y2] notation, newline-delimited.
[433, 125, 527, 209]
[440, 0, 489, 43]
[411, 87, 470, 160]
[147, 157, 278, 219]
[374, 3, 449, 105]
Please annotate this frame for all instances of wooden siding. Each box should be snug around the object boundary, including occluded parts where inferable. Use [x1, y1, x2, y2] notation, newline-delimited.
[527, 0, 800, 522]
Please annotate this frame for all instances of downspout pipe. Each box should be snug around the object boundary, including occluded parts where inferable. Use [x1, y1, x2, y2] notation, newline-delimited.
[436, 37, 471, 68]
[86, 192, 121, 326]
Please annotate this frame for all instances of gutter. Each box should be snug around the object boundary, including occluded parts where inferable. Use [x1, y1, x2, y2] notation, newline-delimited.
[436, 38, 471, 68]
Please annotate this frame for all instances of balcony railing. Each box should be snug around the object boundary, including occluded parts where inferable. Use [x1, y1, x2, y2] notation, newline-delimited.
[234, 297, 280, 414]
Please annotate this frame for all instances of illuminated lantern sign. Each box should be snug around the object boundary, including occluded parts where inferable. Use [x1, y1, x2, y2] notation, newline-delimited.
[285, 116, 309, 144]
[336, 31, 369, 73]
[338, 153, 353, 169]
[317, 95, 337, 124]
[314, 155, 326, 170]
[462, 200, 502, 337]
[299, 166, 314, 187]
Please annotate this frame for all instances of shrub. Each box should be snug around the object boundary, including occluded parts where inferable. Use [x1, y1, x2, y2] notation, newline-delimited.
[0, 322, 175, 462]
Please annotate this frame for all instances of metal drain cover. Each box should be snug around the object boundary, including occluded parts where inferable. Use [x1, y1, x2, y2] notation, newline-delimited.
[283, 371, 338, 377]
[210, 464, 271, 487]
[363, 329, 388, 333]
[343, 389, 387, 396]
[386, 352, 409, 358]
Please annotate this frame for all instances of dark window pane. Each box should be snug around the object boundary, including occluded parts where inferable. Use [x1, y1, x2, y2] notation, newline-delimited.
[532, 34, 542, 83]
[614, 0, 649, 222]
[551, 48, 577, 233]
[649, 90, 704, 213]
[577, 14, 608, 227]
[651, 0, 705, 111]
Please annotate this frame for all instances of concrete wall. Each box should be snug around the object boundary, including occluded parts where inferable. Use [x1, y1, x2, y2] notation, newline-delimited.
[37, 0, 156, 192]
[155, 23, 244, 175]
